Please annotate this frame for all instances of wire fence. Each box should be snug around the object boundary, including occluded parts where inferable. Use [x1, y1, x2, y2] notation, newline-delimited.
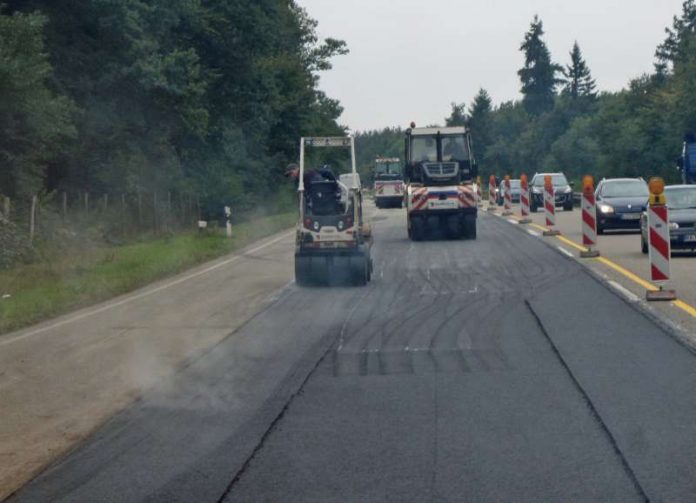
[0, 191, 202, 245]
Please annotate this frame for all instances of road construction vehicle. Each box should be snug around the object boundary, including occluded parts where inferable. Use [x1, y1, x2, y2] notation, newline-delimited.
[404, 125, 478, 240]
[294, 136, 373, 286]
[677, 133, 696, 184]
[373, 157, 404, 208]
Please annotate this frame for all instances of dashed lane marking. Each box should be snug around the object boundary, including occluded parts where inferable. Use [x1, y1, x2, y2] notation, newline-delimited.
[557, 246, 574, 258]
[608, 281, 641, 303]
[527, 229, 541, 237]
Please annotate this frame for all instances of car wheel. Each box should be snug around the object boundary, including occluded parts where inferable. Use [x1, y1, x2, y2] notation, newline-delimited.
[597, 224, 604, 235]
[564, 203, 573, 211]
[641, 235, 648, 254]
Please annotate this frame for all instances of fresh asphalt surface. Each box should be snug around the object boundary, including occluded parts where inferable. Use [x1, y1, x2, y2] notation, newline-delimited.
[10, 207, 696, 502]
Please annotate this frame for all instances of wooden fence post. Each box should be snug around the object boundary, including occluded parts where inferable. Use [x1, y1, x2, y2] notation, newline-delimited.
[153, 191, 158, 232]
[29, 195, 37, 244]
[137, 192, 142, 227]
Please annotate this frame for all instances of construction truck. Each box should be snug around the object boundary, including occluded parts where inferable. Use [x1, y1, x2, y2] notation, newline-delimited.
[404, 125, 478, 240]
[373, 157, 404, 208]
[294, 136, 373, 286]
[677, 133, 696, 184]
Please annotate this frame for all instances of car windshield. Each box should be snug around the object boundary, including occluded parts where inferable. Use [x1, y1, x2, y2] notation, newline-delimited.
[665, 187, 696, 210]
[533, 174, 568, 186]
[411, 136, 437, 162]
[601, 181, 649, 198]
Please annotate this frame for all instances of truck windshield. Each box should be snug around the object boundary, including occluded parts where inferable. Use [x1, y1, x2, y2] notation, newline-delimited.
[442, 136, 468, 161]
[411, 137, 437, 162]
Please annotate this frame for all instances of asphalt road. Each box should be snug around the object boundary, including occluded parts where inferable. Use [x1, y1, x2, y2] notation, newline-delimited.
[519, 205, 696, 333]
[9, 206, 696, 502]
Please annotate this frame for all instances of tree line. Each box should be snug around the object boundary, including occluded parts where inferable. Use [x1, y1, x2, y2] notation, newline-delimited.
[359, 1, 696, 185]
[0, 1, 347, 217]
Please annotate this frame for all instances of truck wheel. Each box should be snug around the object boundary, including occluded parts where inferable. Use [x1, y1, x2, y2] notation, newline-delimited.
[464, 215, 477, 240]
[411, 217, 425, 241]
[295, 256, 312, 286]
[350, 254, 368, 286]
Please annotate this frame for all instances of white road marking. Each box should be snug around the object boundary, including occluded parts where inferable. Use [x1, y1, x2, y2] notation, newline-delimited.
[608, 281, 640, 303]
[527, 229, 541, 237]
[0, 231, 295, 347]
[507, 219, 519, 225]
[557, 246, 574, 258]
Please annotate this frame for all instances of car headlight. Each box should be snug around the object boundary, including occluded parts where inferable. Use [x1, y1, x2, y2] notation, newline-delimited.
[669, 222, 680, 230]
[532, 188, 543, 194]
[599, 204, 614, 214]
[564, 187, 572, 194]
[313, 221, 320, 231]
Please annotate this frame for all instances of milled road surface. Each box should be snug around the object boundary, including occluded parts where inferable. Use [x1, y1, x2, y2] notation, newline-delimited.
[9, 206, 696, 502]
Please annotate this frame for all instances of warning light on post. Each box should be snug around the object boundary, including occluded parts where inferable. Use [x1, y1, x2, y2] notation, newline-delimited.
[582, 175, 594, 195]
[649, 177, 665, 196]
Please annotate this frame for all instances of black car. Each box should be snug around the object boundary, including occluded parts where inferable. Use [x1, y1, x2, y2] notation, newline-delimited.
[595, 178, 649, 234]
[641, 185, 696, 254]
[529, 173, 573, 212]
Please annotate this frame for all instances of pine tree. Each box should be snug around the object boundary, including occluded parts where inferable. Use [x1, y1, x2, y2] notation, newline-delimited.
[468, 89, 493, 155]
[445, 102, 467, 127]
[563, 42, 597, 99]
[655, 0, 696, 74]
[518, 16, 562, 116]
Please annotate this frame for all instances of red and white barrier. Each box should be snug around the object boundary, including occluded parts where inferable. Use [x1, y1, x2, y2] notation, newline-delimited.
[476, 183, 483, 207]
[648, 205, 671, 282]
[543, 176, 560, 236]
[580, 176, 600, 258]
[502, 177, 513, 216]
[488, 175, 497, 211]
[519, 174, 531, 224]
[646, 178, 676, 301]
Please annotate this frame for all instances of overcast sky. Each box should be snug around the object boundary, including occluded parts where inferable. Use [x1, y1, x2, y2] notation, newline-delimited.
[297, 0, 684, 131]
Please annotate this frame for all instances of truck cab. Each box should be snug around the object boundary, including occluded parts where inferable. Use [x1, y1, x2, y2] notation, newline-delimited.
[678, 134, 696, 185]
[373, 157, 404, 208]
[404, 126, 478, 240]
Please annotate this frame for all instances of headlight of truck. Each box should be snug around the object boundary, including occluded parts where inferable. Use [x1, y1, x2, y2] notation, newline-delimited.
[599, 204, 614, 214]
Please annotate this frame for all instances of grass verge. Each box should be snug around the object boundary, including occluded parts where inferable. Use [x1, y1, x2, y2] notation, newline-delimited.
[0, 212, 295, 334]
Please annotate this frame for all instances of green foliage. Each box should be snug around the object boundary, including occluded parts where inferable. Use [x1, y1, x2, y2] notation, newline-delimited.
[0, 6, 76, 198]
[0, 0, 347, 218]
[450, 6, 695, 186]
[0, 211, 295, 333]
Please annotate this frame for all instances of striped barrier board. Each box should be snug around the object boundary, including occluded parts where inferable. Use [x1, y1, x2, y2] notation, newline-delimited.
[580, 183, 600, 258]
[519, 174, 531, 224]
[488, 177, 497, 211]
[543, 180, 560, 236]
[502, 178, 513, 216]
[646, 203, 677, 301]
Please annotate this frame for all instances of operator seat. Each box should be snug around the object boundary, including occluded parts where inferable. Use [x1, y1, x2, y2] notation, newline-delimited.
[307, 180, 342, 216]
